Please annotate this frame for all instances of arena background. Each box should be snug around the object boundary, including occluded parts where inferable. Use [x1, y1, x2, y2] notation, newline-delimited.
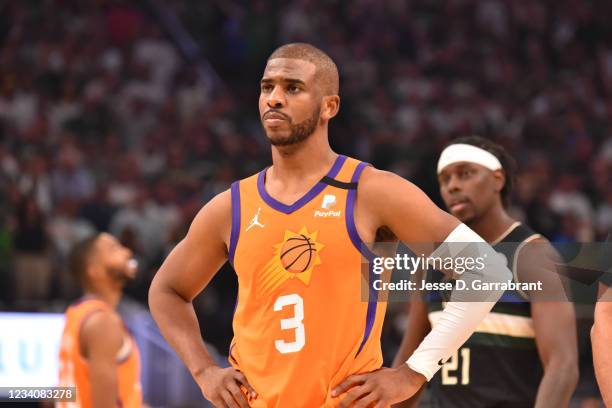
[0, 0, 610, 406]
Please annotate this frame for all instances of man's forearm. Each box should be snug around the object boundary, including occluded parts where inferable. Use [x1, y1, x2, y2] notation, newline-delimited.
[533, 360, 578, 408]
[407, 224, 511, 379]
[593, 302, 612, 406]
[391, 301, 429, 408]
[149, 284, 217, 377]
[392, 302, 429, 368]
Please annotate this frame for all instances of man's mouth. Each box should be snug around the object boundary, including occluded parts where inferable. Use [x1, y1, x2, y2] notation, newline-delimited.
[449, 198, 470, 213]
[263, 111, 289, 125]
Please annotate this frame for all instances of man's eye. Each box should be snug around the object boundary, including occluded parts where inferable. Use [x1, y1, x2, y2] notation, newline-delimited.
[288, 86, 300, 93]
[261, 85, 272, 92]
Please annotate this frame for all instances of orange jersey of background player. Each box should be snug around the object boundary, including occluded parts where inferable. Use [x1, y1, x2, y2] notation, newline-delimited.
[228, 155, 387, 406]
[57, 297, 142, 408]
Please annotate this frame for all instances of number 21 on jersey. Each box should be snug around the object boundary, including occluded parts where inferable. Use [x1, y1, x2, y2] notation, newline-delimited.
[274, 294, 305, 354]
[442, 347, 471, 385]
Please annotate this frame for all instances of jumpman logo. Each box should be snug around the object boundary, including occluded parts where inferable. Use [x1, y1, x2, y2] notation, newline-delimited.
[245, 207, 265, 231]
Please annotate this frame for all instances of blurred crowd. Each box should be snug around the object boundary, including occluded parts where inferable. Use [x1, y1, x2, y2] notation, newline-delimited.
[192, 0, 612, 240]
[0, 0, 610, 390]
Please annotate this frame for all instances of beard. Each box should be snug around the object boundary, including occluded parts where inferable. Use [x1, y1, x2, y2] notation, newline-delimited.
[107, 265, 133, 286]
[265, 106, 320, 147]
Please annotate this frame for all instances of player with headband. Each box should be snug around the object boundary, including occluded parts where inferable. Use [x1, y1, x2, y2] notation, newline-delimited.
[394, 136, 578, 408]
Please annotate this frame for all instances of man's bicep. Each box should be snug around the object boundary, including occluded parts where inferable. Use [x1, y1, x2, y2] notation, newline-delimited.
[82, 313, 123, 407]
[154, 192, 231, 301]
[82, 312, 123, 361]
[513, 239, 577, 361]
[364, 169, 459, 244]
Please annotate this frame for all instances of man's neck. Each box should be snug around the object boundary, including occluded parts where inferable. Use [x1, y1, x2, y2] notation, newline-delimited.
[268, 130, 337, 186]
[468, 204, 516, 244]
[84, 286, 122, 309]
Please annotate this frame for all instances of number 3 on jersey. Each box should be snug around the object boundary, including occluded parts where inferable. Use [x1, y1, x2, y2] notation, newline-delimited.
[274, 294, 305, 353]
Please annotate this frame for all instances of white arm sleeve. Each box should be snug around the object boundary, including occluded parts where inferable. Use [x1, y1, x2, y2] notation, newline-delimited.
[406, 224, 512, 380]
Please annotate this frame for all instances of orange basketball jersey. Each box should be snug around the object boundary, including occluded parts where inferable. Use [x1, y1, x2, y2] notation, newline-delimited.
[57, 297, 142, 408]
[228, 155, 386, 407]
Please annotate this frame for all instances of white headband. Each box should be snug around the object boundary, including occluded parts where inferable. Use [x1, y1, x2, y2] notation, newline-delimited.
[437, 143, 503, 174]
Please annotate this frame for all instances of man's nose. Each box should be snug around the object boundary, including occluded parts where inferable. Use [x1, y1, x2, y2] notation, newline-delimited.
[267, 86, 286, 108]
[446, 175, 462, 193]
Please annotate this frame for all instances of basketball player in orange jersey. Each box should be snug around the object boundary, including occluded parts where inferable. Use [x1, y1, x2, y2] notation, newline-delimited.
[149, 43, 513, 408]
[58, 233, 144, 408]
[393, 137, 578, 408]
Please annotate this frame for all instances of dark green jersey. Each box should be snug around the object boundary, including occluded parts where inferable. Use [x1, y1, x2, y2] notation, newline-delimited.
[428, 223, 543, 408]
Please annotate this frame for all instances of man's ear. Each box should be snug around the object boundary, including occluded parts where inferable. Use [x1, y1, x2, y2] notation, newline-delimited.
[320, 95, 340, 121]
[492, 169, 506, 194]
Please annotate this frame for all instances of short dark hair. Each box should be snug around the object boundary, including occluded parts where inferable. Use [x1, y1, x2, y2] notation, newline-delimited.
[68, 233, 100, 284]
[446, 136, 517, 206]
[268, 43, 339, 95]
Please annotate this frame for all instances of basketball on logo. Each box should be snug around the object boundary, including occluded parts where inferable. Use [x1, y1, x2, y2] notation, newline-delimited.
[280, 235, 317, 273]
[259, 227, 324, 294]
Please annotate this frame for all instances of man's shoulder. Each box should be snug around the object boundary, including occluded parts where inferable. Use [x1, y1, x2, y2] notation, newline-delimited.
[498, 222, 543, 245]
[358, 166, 422, 200]
[192, 189, 233, 232]
[360, 166, 407, 186]
[80, 309, 124, 353]
[513, 228, 557, 264]
[82, 309, 123, 334]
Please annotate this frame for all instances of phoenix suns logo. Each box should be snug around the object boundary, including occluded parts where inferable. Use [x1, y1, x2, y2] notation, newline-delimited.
[259, 227, 324, 295]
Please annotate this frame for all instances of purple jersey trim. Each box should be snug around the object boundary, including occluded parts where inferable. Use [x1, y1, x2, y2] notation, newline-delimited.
[257, 155, 347, 214]
[229, 342, 238, 365]
[344, 161, 378, 356]
[229, 181, 241, 266]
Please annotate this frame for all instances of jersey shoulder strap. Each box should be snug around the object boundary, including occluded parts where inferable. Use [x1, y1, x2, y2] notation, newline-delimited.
[503, 223, 540, 244]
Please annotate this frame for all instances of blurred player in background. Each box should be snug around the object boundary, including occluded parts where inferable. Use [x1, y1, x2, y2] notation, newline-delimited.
[57, 233, 143, 408]
[394, 136, 578, 407]
[150, 43, 515, 407]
